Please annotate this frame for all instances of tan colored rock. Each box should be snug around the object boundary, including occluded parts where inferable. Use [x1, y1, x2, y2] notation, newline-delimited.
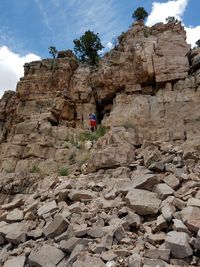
[130, 173, 159, 191]
[29, 244, 65, 267]
[6, 209, 24, 222]
[73, 255, 106, 267]
[43, 214, 69, 238]
[163, 174, 180, 189]
[153, 183, 174, 200]
[37, 200, 58, 217]
[86, 143, 135, 173]
[1, 198, 24, 210]
[180, 206, 200, 232]
[68, 190, 96, 201]
[125, 189, 161, 215]
[142, 145, 162, 168]
[165, 231, 193, 259]
[4, 256, 26, 267]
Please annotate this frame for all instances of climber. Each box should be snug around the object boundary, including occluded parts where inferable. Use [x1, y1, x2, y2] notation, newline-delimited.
[89, 112, 97, 132]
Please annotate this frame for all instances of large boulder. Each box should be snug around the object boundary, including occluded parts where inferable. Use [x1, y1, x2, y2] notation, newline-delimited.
[125, 189, 161, 215]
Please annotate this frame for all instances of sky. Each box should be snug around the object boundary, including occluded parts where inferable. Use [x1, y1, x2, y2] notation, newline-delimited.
[0, 0, 199, 97]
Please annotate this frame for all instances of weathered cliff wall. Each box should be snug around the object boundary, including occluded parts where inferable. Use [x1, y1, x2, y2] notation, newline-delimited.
[0, 21, 199, 180]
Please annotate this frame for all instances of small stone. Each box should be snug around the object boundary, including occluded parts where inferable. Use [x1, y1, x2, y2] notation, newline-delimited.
[101, 251, 117, 262]
[125, 189, 161, 215]
[149, 161, 165, 172]
[156, 214, 168, 230]
[37, 200, 58, 217]
[173, 219, 190, 233]
[128, 253, 142, 267]
[73, 255, 106, 267]
[68, 190, 96, 201]
[173, 198, 185, 210]
[87, 226, 106, 238]
[1, 198, 24, 210]
[144, 248, 170, 262]
[60, 237, 89, 254]
[165, 231, 193, 258]
[29, 244, 65, 267]
[187, 197, 200, 208]
[6, 209, 24, 222]
[163, 174, 180, 189]
[4, 256, 26, 267]
[43, 214, 69, 238]
[161, 203, 176, 222]
[153, 183, 174, 200]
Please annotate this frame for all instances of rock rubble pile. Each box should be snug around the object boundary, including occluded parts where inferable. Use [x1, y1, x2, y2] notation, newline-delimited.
[1, 134, 200, 267]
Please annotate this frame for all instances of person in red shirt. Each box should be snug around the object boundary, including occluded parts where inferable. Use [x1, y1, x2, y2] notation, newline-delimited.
[89, 113, 97, 132]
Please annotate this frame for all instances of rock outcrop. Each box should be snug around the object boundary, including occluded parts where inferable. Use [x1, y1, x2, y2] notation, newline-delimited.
[1, 20, 200, 266]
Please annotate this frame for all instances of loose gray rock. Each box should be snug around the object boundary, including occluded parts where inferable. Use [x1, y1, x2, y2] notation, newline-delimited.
[29, 244, 65, 267]
[165, 231, 193, 258]
[43, 214, 69, 238]
[4, 256, 26, 267]
[125, 189, 161, 215]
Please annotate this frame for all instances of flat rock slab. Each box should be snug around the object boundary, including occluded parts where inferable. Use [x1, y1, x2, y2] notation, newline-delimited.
[29, 244, 65, 267]
[68, 190, 96, 201]
[6, 208, 24, 222]
[0, 222, 27, 245]
[125, 189, 161, 215]
[4, 256, 26, 267]
[72, 255, 106, 267]
[130, 173, 159, 191]
[1, 198, 24, 210]
[37, 200, 58, 217]
[153, 183, 174, 200]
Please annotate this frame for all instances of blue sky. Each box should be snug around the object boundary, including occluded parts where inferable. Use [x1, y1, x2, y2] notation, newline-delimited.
[0, 0, 200, 96]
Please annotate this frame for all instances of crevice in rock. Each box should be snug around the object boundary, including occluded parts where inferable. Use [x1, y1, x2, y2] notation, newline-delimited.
[96, 93, 116, 124]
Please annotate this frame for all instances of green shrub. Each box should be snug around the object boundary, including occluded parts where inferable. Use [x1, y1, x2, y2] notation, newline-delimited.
[30, 165, 40, 173]
[79, 125, 107, 142]
[143, 29, 150, 38]
[59, 167, 69, 176]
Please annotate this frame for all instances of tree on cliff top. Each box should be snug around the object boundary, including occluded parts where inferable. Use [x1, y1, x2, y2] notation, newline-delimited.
[132, 7, 148, 21]
[166, 16, 179, 24]
[73, 30, 104, 66]
[196, 39, 200, 48]
[48, 46, 58, 58]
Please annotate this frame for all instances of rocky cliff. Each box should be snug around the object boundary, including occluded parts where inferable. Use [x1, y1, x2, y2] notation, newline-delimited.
[1, 21, 200, 266]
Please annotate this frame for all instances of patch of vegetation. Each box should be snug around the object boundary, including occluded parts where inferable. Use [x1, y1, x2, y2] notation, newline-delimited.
[59, 167, 69, 176]
[143, 29, 150, 38]
[79, 125, 107, 142]
[196, 39, 200, 48]
[132, 7, 148, 21]
[30, 165, 40, 173]
[74, 30, 104, 66]
[165, 16, 179, 24]
[48, 46, 58, 58]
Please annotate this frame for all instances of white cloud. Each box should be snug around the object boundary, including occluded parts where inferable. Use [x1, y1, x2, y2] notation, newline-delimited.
[146, 0, 200, 47]
[146, 0, 189, 26]
[0, 46, 40, 98]
[185, 26, 200, 48]
[106, 42, 114, 49]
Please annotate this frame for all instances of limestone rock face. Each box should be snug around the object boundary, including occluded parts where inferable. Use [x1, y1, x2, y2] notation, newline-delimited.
[0, 21, 198, 199]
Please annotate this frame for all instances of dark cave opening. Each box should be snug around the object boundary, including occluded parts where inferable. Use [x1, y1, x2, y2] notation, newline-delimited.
[96, 92, 116, 124]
